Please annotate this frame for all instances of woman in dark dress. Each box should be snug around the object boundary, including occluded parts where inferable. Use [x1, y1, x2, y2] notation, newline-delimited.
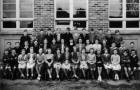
[96, 50, 103, 82]
[71, 46, 79, 79]
[53, 48, 63, 79]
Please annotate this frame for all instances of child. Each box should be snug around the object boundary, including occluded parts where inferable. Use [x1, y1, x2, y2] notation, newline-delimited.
[10, 49, 18, 79]
[14, 42, 21, 55]
[23, 41, 30, 54]
[61, 47, 71, 80]
[44, 48, 54, 80]
[119, 41, 127, 56]
[121, 50, 131, 81]
[18, 49, 27, 78]
[85, 39, 93, 53]
[129, 42, 137, 53]
[110, 42, 118, 54]
[5, 42, 12, 54]
[113, 30, 123, 47]
[96, 50, 103, 82]
[79, 48, 88, 79]
[51, 38, 58, 54]
[33, 40, 39, 54]
[102, 49, 111, 79]
[2, 50, 11, 79]
[93, 39, 102, 52]
[76, 38, 85, 53]
[53, 48, 62, 79]
[36, 48, 44, 80]
[68, 39, 75, 53]
[43, 38, 49, 53]
[71, 46, 79, 79]
[111, 49, 121, 81]
[26, 47, 36, 79]
[130, 50, 139, 79]
[87, 48, 96, 79]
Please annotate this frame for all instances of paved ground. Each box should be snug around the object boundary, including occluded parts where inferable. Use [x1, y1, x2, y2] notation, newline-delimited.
[0, 79, 140, 90]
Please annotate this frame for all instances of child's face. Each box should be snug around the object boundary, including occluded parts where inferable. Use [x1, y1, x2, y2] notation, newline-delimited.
[90, 49, 94, 54]
[15, 43, 19, 47]
[79, 39, 82, 43]
[82, 49, 85, 54]
[39, 49, 43, 54]
[34, 41, 38, 45]
[73, 47, 77, 52]
[95, 40, 99, 44]
[57, 49, 60, 54]
[24, 41, 28, 46]
[65, 47, 69, 52]
[123, 52, 127, 56]
[61, 39, 64, 44]
[70, 40, 73, 43]
[30, 48, 34, 53]
[131, 51, 136, 55]
[130, 43, 134, 48]
[7, 43, 11, 48]
[5, 51, 9, 55]
[112, 43, 116, 47]
[114, 50, 117, 54]
[86, 40, 90, 44]
[22, 50, 25, 55]
[44, 39, 47, 44]
[12, 50, 16, 54]
[48, 49, 51, 54]
[105, 50, 108, 53]
[52, 39, 56, 44]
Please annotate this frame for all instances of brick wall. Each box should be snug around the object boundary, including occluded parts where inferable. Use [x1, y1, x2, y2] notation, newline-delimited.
[34, 0, 54, 31]
[88, 0, 109, 31]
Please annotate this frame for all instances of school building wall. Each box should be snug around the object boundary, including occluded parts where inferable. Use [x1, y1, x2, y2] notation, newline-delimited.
[0, 0, 140, 61]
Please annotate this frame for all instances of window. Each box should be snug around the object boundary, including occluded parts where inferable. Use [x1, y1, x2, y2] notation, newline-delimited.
[109, 0, 140, 30]
[55, 0, 88, 30]
[2, 0, 34, 30]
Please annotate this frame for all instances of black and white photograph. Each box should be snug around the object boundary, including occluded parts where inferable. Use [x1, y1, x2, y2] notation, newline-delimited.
[0, 0, 140, 90]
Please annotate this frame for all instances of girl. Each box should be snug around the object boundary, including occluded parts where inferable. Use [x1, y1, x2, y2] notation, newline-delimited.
[61, 47, 71, 80]
[51, 38, 58, 54]
[119, 41, 127, 56]
[69, 39, 75, 53]
[71, 46, 79, 79]
[110, 42, 118, 54]
[36, 48, 44, 80]
[18, 49, 27, 78]
[43, 38, 49, 53]
[79, 48, 88, 79]
[85, 39, 93, 53]
[26, 47, 36, 79]
[33, 40, 39, 54]
[60, 39, 66, 54]
[53, 48, 62, 79]
[87, 48, 96, 79]
[76, 38, 85, 53]
[102, 49, 111, 79]
[44, 48, 54, 79]
[96, 50, 103, 82]
[111, 49, 121, 81]
[93, 39, 102, 52]
[121, 50, 131, 81]
[23, 41, 30, 54]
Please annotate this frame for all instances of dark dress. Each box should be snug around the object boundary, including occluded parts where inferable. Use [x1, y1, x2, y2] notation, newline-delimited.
[96, 55, 103, 67]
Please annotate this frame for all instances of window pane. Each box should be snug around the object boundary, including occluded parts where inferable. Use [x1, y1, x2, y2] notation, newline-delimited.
[109, 21, 122, 28]
[73, 10, 86, 18]
[20, 21, 33, 28]
[73, 0, 87, 18]
[3, 4, 16, 10]
[3, 11, 16, 18]
[73, 21, 86, 28]
[3, 21, 16, 28]
[56, 11, 70, 18]
[20, 0, 34, 18]
[20, 12, 33, 18]
[73, 0, 86, 10]
[109, 0, 122, 18]
[3, 0, 16, 4]
[56, 0, 70, 18]
[126, 0, 139, 18]
[126, 21, 139, 28]
[3, 0, 16, 18]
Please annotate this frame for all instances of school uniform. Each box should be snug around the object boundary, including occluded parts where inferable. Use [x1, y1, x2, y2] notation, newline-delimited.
[79, 54, 88, 69]
[53, 54, 62, 69]
[111, 54, 121, 71]
[96, 54, 103, 67]
[26, 53, 36, 69]
[2, 54, 10, 67]
[14, 46, 21, 55]
[9, 54, 18, 68]
[44, 54, 54, 69]
[20, 35, 31, 48]
[68, 43, 75, 53]
[121, 55, 130, 68]
[105, 35, 114, 47]
[51, 44, 58, 54]
[71, 52, 79, 68]
[87, 53, 96, 69]
[18, 54, 27, 69]
[33, 44, 39, 54]
[130, 55, 139, 68]
[102, 54, 111, 69]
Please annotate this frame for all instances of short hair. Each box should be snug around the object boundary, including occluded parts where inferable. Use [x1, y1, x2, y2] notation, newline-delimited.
[130, 41, 134, 44]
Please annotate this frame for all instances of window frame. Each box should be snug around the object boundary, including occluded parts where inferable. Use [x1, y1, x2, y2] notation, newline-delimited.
[54, 0, 89, 30]
[1, 0, 34, 31]
[109, 0, 140, 30]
